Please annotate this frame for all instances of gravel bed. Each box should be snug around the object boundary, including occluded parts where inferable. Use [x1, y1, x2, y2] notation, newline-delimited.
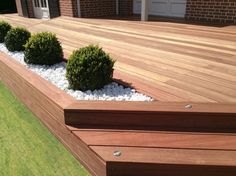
[0, 43, 153, 101]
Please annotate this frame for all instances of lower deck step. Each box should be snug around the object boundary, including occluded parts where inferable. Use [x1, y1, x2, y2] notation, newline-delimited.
[70, 128, 236, 176]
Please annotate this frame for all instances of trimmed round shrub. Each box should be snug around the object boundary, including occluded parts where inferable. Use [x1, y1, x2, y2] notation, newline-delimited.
[24, 32, 63, 65]
[0, 21, 11, 43]
[5, 27, 31, 51]
[66, 45, 115, 91]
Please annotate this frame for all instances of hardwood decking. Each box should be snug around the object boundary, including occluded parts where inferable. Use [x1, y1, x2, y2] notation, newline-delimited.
[65, 101, 236, 132]
[1, 51, 236, 176]
[1, 14, 236, 102]
[1, 14, 236, 176]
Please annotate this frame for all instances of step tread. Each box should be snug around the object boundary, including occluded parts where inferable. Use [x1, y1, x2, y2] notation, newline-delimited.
[73, 130, 236, 150]
[91, 145, 236, 166]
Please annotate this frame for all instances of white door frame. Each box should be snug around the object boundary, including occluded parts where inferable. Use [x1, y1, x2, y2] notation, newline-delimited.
[141, 0, 149, 21]
[32, 0, 50, 19]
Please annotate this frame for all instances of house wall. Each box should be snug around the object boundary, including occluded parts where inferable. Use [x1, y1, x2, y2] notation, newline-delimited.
[186, 0, 236, 24]
[59, 0, 78, 17]
[15, 0, 235, 24]
[15, 0, 33, 17]
[80, 0, 116, 17]
[58, 0, 133, 18]
[119, 0, 133, 16]
[27, 0, 34, 18]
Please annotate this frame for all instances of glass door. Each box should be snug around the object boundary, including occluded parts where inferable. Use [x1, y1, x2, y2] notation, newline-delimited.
[33, 0, 50, 19]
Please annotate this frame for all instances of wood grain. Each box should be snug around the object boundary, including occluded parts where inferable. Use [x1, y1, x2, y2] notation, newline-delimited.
[65, 101, 236, 132]
[1, 14, 236, 176]
[92, 146, 236, 175]
[1, 14, 236, 102]
[74, 130, 236, 150]
[91, 146, 236, 166]
[1, 42, 236, 176]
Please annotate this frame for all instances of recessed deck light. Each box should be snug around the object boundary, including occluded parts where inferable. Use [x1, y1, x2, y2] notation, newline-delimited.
[185, 104, 193, 109]
[113, 151, 122, 157]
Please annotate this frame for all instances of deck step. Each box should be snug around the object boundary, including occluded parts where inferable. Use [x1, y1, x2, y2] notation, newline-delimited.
[65, 101, 236, 132]
[71, 128, 236, 176]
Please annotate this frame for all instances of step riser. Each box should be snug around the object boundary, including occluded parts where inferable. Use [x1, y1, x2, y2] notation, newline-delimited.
[107, 163, 236, 176]
[65, 111, 236, 133]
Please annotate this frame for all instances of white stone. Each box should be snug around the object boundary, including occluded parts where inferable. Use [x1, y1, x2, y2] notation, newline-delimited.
[0, 43, 153, 101]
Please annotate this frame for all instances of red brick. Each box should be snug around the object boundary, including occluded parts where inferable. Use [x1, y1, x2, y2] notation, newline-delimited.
[186, 0, 236, 24]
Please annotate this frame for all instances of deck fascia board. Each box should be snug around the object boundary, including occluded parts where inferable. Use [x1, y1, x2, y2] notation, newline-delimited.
[0, 52, 106, 176]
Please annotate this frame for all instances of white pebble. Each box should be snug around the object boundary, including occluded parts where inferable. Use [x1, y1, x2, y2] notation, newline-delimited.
[0, 43, 153, 101]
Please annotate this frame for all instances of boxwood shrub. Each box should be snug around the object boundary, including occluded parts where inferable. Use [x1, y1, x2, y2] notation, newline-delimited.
[0, 21, 11, 43]
[66, 45, 115, 91]
[5, 27, 31, 51]
[24, 32, 63, 65]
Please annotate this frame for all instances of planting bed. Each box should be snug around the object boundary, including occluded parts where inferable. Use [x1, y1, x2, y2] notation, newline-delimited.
[1, 51, 236, 176]
[0, 43, 152, 101]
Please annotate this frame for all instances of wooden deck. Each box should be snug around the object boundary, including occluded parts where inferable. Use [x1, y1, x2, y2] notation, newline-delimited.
[0, 53, 236, 176]
[1, 49, 236, 176]
[1, 14, 236, 102]
[1, 14, 236, 176]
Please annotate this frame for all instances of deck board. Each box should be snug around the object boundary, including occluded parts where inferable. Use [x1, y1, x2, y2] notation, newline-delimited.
[1, 14, 236, 174]
[74, 130, 236, 150]
[1, 14, 236, 102]
[91, 146, 236, 166]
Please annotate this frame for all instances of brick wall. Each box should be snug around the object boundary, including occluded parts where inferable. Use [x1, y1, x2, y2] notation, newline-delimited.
[15, 0, 34, 17]
[59, 0, 78, 17]
[119, 0, 133, 16]
[80, 0, 116, 17]
[27, 0, 34, 18]
[186, 0, 236, 24]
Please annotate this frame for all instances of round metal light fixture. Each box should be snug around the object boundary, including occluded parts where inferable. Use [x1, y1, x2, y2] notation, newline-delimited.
[113, 150, 122, 157]
[185, 104, 193, 109]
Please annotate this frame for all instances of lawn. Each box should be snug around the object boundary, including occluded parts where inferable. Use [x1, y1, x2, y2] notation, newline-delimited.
[0, 81, 90, 176]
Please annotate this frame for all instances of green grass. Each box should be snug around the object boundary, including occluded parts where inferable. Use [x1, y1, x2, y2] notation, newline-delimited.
[0, 82, 90, 176]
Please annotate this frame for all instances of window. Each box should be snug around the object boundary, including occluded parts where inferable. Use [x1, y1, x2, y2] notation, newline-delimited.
[34, 0, 47, 8]
[34, 0, 40, 7]
[41, 0, 47, 8]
